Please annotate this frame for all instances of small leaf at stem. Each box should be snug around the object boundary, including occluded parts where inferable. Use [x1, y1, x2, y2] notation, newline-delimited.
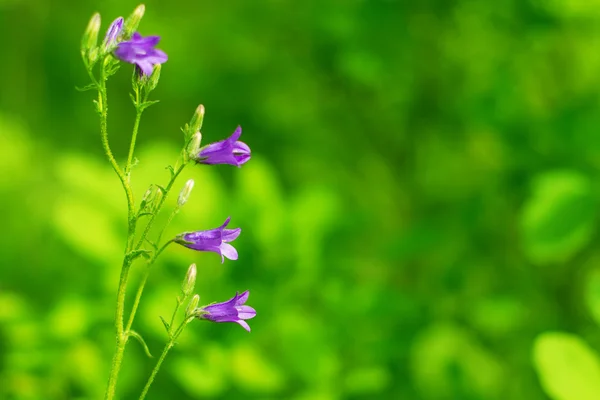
[141, 100, 160, 110]
[128, 330, 153, 358]
[127, 249, 152, 260]
[75, 83, 98, 92]
[156, 184, 167, 194]
[159, 316, 170, 333]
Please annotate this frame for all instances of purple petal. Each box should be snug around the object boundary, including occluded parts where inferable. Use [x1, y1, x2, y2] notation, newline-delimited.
[219, 217, 232, 230]
[237, 306, 256, 320]
[236, 320, 251, 332]
[235, 290, 250, 305]
[222, 227, 241, 242]
[183, 228, 222, 243]
[137, 60, 155, 76]
[235, 153, 251, 166]
[233, 141, 251, 154]
[219, 243, 238, 261]
[135, 34, 161, 46]
[229, 126, 242, 142]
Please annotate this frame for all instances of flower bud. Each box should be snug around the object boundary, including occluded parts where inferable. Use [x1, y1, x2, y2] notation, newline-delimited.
[152, 188, 163, 211]
[177, 179, 194, 207]
[189, 104, 205, 134]
[181, 263, 197, 297]
[139, 185, 155, 211]
[81, 13, 101, 58]
[187, 132, 202, 160]
[148, 64, 161, 91]
[123, 4, 145, 39]
[102, 17, 124, 52]
[186, 294, 200, 316]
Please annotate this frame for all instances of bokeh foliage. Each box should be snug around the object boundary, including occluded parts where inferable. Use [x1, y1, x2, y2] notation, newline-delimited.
[3, 0, 600, 399]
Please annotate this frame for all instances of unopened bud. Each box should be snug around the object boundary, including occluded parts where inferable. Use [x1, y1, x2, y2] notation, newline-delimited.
[189, 104, 205, 134]
[181, 264, 197, 296]
[102, 17, 124, 53]
[148, 64, 161, 91]
[81, 13, 101, 57]
[152, 188, 163, 210]
[177, 179, 194, 207]
[139, 185, 154, 210]
[123, 4, 145, 39]
[187, 132, 202, 159]
[186, 294, 200, 316]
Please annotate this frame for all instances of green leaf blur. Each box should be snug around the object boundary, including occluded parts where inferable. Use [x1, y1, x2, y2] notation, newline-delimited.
[3, 0, 600, 399]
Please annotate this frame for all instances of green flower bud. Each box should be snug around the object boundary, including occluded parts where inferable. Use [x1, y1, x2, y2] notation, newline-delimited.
[181, 263, 197, 297]
[177, 179, 194, 207]
[148, 64, 161, 91]
[187, 132, 202, 160]
[189, 104, 205, 135]
[81, 13, 101, 60]
[123, 4, 145, 39]
[186, 294, 200, 316]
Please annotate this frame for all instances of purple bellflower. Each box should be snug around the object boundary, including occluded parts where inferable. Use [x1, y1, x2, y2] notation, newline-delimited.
[198, 291, 256, 332]
[103, 17, 124, 51]
[114, 32, 167, 75]
[195, 126, 251, 167]
[175, 217, 241, 263]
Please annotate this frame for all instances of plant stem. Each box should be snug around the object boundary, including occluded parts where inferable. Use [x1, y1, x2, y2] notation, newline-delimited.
[126, 87, 143, 177]
[124, 240, 174, 333]
[99, 59, 139, 400]
[138, 318, 191, 400]
[134, 164, 186, 251]
[138, 342, 173, 400]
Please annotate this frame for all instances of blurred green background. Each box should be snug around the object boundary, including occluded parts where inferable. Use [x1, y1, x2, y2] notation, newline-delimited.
[6, 0, 600, 399]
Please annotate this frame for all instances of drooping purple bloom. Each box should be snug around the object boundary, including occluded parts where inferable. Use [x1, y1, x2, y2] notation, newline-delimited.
[195, 126, 251, 167]
[175, 217, 241, 263]
[114, 32, 167, 75]
[103, 17, 123, 51]
[198, 291, 256, 332]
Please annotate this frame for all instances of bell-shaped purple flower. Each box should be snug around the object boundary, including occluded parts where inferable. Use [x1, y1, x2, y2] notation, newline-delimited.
[103, 17, 124, 51]
[114, 32, 167, 76]
[195, 126, 251, 167]
[198, 291, 256, 332]
[175, 217, 241, 263]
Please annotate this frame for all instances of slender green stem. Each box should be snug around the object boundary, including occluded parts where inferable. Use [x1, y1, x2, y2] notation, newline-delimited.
[138, 318, 192, 400]
[98, 67, 135, 221]
[126, 87, 143, 177]
[99, 58, 140, 400]
[138, 342, 173, 400]
[124, 240, 174, 334]
[155, 207, 180, 247]
[134, 164, 186, 251]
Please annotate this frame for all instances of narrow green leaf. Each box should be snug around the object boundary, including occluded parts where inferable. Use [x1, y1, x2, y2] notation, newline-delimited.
[75, 83, 98, 92]
[128, 330, 153, 358]
[159, 316, 170, 333]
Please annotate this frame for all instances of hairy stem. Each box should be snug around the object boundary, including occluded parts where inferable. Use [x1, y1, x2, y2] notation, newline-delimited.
[126, 87, 143, 177]
[138, 318, 191, 400]
[134, 164, 186, 250]
[100, 60, 139, 400]
[138, 342, 173, 400]
[124, 240, 174, 334]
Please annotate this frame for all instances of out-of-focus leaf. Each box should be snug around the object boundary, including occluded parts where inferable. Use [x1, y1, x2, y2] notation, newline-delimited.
[230, 344, 286, 393]
[410, 323, 503, 399]
[520, 170, 596, 264]
[586, 268, 600, 327]
[533, 332, 600, 400]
